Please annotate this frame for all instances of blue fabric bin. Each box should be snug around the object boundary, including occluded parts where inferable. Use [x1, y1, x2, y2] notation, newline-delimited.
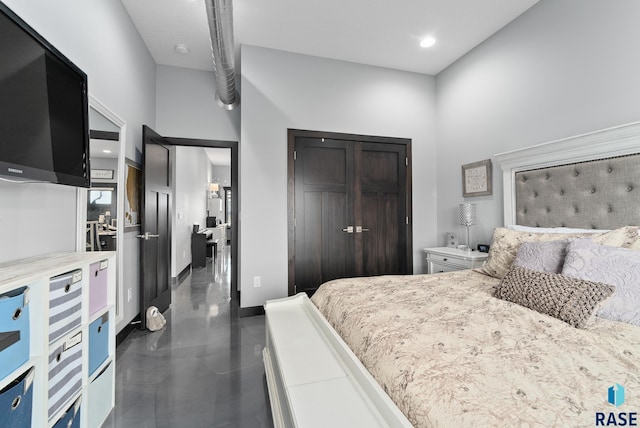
[88, 312, 109, 376]
[0, 286, 30, 380]
[0, 367, 34, 428]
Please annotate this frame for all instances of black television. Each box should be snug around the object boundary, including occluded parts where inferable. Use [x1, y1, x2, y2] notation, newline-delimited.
[0, 2, 90, 187]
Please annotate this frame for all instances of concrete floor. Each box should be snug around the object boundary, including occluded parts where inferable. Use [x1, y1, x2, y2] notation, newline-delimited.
[103, 247, 273, 428]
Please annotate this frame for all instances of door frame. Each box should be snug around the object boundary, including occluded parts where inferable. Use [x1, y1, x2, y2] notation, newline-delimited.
[164, 136, 240, 314]
[287, 129, 413, 296]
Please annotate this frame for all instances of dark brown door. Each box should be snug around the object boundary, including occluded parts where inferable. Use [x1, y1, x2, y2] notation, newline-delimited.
[139, 125, 172, 329]
[294, 138, 356, 295]
[290, 132, 411, 295]
[359, 142, 408, 276]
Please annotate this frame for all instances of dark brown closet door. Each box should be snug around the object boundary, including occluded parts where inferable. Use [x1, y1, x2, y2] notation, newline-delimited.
[358, 142, 408, 276]
[293, 138, 355, 295]
[290, 132, 410, 296]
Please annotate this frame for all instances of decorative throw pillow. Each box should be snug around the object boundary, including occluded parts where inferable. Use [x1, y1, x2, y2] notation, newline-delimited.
[495, 266, 615, 328]
[479, 228, 597, 279]
[590, 226, 640, 249]
[513, 240, 569, 273]
[562, 239, 640, 326]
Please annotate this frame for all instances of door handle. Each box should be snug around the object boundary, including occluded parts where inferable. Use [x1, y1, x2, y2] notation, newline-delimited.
[342, 226, 354, 233]
[136, 232, 160, 240]
[355, 226, 369, 233]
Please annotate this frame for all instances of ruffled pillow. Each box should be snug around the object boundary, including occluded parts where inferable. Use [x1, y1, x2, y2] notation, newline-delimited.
[513, 240, 569, 273]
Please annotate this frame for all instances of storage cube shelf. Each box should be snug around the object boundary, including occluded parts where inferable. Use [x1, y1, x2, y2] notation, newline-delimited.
[0, 252, 116, 428]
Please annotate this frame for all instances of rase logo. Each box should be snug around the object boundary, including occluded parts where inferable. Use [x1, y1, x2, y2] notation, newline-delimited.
[610, 384, 626, 407]
[596, 384, 637, 426]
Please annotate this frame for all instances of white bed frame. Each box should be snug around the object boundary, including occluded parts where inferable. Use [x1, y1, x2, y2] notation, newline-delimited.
[263, 121, 640, 427]
[263, 293, 412, 428]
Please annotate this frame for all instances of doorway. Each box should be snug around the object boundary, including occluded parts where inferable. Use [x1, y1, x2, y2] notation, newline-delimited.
[138, 132, 239, 320]
[288, 129, 413, 296]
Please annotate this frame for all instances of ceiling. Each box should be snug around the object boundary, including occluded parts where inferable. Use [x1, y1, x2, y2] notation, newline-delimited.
[90, 138, 119, 159]
[121, 0, 539, 76]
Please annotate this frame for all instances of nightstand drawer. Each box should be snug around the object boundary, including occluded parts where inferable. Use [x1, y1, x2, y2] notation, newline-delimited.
[427, 253, 466, 266]
[428, 261, 462, 274]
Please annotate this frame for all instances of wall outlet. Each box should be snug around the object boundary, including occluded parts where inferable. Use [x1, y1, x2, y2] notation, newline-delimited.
[127, 288, 132, 302]
[253, 276, 261, 288]
[183, 250, 186, 259]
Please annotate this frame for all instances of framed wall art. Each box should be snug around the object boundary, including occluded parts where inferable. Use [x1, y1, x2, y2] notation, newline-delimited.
[124, 158, 142, 231]
[462, 159, 492, 197]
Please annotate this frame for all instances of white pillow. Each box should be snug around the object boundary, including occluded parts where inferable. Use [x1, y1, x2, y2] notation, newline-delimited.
[562, 239, 640, 327]
[507, 225, 609, 234]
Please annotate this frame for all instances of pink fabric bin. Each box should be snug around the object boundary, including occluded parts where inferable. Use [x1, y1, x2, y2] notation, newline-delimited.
[89, 260, 108, 316]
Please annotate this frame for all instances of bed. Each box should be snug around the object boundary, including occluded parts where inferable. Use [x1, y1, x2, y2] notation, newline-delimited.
[263, 122, 640, 427]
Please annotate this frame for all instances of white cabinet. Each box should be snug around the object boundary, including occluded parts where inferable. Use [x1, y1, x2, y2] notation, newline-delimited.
[0, 252, 116, 428]
[424, 247, 488, 274]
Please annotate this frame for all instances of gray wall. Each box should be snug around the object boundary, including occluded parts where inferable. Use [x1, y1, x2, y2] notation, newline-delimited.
[171, 146, 212, 277]
[435, 0, 640, 248]
[155, 65, 240, 140]
[208, 164, 231, 222]
[241, 45, 438, 308]
[90, 158, 119, 185]
[0, 0, 156, 332]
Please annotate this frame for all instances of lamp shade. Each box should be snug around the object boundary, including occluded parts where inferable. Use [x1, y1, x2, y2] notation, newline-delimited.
[209, 183, 220, 192]
[458, 203, 477, 227]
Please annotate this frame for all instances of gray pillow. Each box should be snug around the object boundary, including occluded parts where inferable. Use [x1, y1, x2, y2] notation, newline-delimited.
[562, 239, 640, 327]
[495, 266, 615, 329]
[513, 240, 569, 273]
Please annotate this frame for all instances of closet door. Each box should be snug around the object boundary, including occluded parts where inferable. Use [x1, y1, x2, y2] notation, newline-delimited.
[358, 142, 408, 277]
[290, 132, 411, 296]
[293, 138, 356, 296]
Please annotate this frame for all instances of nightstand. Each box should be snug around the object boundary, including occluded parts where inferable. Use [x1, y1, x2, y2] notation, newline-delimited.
[424, 247, 488, 274]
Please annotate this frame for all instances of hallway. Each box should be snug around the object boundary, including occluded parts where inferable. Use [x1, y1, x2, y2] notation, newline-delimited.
[104, 248, 273, 427]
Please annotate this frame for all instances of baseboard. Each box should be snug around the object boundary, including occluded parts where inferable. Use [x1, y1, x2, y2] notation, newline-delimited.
[240, 305, 265, 317]
[172, 264, 192, 285]
[116, 313, 141, 347]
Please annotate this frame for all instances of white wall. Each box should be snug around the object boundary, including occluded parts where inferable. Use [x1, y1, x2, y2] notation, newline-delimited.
[171, 146, 212, 277]
[241, 45, 437, 308]
[208, 164, 231, 221]
[155, 65, 240, 141]
[90, 158, 119, 184]
[0, 0, 156, 332]
[435, 0, 640, 248]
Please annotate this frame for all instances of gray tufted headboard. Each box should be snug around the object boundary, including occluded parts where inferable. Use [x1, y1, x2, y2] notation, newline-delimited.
[495, 121, 640, 229]
[515, 154, 640, 229]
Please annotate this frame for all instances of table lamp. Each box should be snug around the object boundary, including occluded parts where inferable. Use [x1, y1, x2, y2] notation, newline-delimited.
[458, 203, 477, 251]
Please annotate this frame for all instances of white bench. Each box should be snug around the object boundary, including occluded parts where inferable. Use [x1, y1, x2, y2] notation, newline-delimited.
[263, 293, 413, 428]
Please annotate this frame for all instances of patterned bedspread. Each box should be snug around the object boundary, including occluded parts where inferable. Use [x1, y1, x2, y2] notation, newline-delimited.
[310, 270, 640, 428]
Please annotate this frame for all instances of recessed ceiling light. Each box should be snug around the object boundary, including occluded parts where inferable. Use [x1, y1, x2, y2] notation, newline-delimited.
[103, 149, 111, 154]
[420, 37, 436, 48]
[175, 44, 190, 55]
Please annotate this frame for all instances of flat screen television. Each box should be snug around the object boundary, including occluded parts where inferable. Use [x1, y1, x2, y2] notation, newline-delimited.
[0, 2, 90, 187]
